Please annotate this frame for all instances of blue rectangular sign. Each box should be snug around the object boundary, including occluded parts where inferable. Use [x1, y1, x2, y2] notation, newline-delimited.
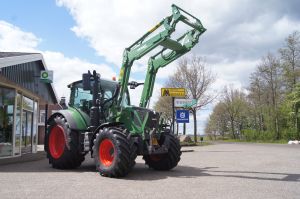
[176, 110, 189, 123]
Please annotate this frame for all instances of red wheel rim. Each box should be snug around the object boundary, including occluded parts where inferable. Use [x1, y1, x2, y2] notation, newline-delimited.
[99, 139, 115, 167]
[49, 125, 65, 159]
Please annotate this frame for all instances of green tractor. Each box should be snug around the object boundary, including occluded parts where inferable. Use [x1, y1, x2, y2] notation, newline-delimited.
[45, 4, 206, 177]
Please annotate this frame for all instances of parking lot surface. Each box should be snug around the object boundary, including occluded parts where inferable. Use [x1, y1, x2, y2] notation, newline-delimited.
[0, 143, 299, 199]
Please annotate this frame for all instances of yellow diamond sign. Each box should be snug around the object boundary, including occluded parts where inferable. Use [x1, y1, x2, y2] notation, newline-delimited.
[161, 88, 186, 97]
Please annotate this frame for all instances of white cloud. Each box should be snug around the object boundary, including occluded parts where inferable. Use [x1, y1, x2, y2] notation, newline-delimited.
[0, 20, 41, 52]
[3, 0, 300, 134]
[0, 19, 162, 109]
[0, 21, 116, 103]
[211, 59, 259, 86]
[43, 51, 116, 101]
[56, 0, 300, 134]
[55, 0, 227, 66]
[229, 15, 300, 50]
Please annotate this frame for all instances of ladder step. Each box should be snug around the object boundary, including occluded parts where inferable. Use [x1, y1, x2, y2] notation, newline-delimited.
[160, 38, 184, 51]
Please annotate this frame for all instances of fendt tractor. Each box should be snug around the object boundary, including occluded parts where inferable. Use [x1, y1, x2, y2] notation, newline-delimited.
[45, 4, 206, 177]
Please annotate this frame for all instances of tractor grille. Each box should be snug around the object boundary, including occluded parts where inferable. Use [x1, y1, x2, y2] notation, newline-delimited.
[146, 111, 160, 129]
[134, 109, 147, 125]
[132, 107, 160, 129]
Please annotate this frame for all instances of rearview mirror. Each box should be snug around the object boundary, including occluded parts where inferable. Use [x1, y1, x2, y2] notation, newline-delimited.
[82, 72, 91, 90]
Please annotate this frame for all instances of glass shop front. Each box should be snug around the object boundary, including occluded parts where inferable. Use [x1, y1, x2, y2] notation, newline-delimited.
[0, 85, 38, 158]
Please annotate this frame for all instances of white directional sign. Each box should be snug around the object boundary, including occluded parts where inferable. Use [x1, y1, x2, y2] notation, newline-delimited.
[174, 99, 197, 108]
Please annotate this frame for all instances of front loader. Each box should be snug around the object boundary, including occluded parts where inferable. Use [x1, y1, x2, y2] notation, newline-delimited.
[45, 4, 206, 177]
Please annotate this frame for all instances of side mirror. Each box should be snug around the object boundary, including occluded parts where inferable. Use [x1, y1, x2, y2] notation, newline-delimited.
[128, 81, 144, 89]
[82, 71, 91, 90]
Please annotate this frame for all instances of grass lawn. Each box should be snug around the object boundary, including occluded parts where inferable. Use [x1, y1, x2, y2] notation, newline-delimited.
[215, 138, 287, 144]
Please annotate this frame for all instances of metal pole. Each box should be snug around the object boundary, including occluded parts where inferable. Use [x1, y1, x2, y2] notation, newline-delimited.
[172, 97, 175, 133]
[44, 104, 48, 143]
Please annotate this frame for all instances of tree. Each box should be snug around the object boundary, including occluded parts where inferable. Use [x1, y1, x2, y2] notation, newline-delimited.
[279, 31, 300, 91]
[222, 86, 248, 139]
[283, 83, 300, 139]
[205, 115, 218, 140]
[257, 53, 283, 139]
[248, 71, 266, 132]
[167, 56, 216, 142]
[154, 96, 173, 124]
[205, 102, 228, 139]
[205, 31, 300, 141]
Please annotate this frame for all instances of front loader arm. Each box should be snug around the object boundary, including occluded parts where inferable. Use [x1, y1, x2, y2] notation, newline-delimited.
[117, 4, 206, 107]
[139, 9, 206, 108]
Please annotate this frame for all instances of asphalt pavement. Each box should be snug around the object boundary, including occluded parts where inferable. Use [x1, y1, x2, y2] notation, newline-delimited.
[0, 143, 299, 199]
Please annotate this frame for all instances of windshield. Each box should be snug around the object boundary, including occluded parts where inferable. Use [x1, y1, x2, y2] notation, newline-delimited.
[69, 79, 118, 112]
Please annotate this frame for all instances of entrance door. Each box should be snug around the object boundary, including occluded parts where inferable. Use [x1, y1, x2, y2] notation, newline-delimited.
[0, 87, 15, 158]
[21, 110, 33, 154]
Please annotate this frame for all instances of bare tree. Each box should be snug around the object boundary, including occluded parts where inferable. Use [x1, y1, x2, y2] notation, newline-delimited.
[154, 96, 173, 124]
[167, 56, 216, 142]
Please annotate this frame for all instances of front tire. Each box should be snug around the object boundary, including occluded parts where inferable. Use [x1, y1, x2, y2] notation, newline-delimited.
[45, 115, 85, 169]
[143, 132, 181, 170]
[93, 127, 135, 177]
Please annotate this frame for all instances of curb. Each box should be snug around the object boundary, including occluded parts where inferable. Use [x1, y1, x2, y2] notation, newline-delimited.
[0, 151, 46, 166]
[181, 149, 194, 153]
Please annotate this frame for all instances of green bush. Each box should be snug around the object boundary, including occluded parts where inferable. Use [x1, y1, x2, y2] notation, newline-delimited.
[281, 128, 298, 140]
[241, 129, 276, 141]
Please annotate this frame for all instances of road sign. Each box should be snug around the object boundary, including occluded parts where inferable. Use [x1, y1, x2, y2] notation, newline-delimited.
[40, 70, 53, 83]
[161, 88, 186, 97]
[175, 99, 197, 108]
[176, 110, 189, 123]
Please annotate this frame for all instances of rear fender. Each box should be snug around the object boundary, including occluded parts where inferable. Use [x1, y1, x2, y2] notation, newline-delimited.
[48, 108, 90, 132]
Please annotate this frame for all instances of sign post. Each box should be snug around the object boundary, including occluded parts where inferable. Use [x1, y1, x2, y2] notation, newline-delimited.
[161, 88, 186, 134]
[172, 97, 175, 133]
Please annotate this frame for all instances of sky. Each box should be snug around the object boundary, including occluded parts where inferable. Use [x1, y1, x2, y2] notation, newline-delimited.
[1, 0, 300, 135]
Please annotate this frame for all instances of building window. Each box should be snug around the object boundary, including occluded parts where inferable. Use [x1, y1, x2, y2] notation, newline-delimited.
[21, 96, 35, 154]
[14, 93, 22, 155]
[0, 87, 15, 157]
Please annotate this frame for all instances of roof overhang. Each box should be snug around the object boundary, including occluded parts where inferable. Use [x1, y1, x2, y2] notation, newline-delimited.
[0, 53, 58, 103]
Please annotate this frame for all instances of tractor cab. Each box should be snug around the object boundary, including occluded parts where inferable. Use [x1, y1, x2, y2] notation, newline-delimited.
[67, 79, 130, 116]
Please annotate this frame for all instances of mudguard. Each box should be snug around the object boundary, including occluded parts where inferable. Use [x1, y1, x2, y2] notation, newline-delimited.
[48, 107, 90, 131]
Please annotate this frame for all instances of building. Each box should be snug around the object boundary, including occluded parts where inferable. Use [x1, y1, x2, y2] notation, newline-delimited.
[0, 52, 58, 159]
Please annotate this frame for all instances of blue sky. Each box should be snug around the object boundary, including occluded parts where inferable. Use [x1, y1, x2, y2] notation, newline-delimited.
[1, 0, 300, 135]
[1, 0, 106, 63]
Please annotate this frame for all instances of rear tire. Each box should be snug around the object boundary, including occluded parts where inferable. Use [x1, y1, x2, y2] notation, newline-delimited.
[45, 115, 85, 169]
[93, 127, 135, 177]
[143, 132, 181, 170]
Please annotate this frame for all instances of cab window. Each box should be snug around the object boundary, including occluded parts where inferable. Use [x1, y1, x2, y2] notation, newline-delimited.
[121, 91, 130, 107]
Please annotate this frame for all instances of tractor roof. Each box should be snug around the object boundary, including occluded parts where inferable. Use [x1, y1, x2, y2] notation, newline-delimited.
[67, 78, 119, 88]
